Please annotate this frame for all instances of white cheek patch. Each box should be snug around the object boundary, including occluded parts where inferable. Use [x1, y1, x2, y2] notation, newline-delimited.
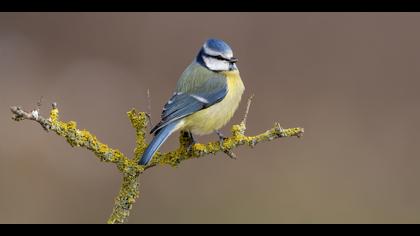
[203, 56, 230, 71]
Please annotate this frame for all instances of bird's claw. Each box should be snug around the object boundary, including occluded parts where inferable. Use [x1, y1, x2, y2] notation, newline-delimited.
[215, 130, 236, 159]
[215, 130, 227, 149]
[187, 140, 196, 153]
[184, 131, 196, 153]
[215, 130, 227, 140]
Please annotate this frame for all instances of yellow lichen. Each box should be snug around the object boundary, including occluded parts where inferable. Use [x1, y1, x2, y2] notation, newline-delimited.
[50, 108, 59, 123]
[193, 143, 207, 152]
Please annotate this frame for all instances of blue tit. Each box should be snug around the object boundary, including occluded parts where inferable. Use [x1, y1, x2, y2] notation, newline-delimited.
[139, 38, 245, 166]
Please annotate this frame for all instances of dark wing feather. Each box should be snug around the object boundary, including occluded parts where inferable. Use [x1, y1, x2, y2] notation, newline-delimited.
[150, 77, 228, 135]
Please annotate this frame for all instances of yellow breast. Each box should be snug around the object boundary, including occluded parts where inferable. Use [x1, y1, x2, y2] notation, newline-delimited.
[181, 71, 245, 135]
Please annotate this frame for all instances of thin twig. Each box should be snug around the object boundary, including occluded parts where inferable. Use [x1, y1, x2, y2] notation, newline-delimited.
[37, 96, 43, 110]
[146, 88, 154, 129]
[10, 106, 50, 131]
[241, 94, 255, 126]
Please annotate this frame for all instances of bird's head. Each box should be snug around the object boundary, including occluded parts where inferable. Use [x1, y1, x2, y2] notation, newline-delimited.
[196, 38, 238, 72]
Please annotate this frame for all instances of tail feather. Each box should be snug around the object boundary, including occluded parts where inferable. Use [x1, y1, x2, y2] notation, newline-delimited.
[139, 121, 180, 166]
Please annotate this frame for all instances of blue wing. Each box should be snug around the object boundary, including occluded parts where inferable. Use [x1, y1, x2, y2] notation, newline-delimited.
[150, 77, 228, 135]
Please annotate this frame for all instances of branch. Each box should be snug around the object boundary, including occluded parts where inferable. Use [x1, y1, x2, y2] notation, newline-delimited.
[10, 97, 304, 224]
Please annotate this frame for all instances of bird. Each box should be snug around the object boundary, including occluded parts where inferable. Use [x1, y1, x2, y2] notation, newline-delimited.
[139, 38, 245, 166]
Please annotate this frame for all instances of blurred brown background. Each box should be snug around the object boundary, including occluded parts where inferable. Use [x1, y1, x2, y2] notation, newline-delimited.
[0, 13, 419, 224]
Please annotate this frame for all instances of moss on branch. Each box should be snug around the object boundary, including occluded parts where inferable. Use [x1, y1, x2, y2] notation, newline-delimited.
[10, 97, 304, 224]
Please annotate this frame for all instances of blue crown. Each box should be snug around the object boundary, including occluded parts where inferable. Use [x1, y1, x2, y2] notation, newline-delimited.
[204, 38, 233, 55]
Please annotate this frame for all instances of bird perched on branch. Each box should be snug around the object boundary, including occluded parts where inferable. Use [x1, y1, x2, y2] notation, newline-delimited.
[139, 38, 245, 165]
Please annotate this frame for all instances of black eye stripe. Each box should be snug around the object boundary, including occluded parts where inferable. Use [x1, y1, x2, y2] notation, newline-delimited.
[203, 52, 230, 62]
[214, 55, 230, 61]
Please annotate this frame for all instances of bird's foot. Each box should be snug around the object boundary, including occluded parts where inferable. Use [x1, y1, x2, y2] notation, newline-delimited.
[215, 130, 237, 159]
[183, 131, 196, 153]
[215, 130, 228, 140]
[215, 130, 228, 149]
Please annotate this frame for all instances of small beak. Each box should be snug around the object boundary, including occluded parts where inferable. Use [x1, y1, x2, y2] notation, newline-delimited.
[229, 57, 238, 63]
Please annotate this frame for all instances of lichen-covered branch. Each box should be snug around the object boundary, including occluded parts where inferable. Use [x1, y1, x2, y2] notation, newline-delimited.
[10, 104, 144, 224]
[107, 172, 140, 224]
[10, 97, 304, 224]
